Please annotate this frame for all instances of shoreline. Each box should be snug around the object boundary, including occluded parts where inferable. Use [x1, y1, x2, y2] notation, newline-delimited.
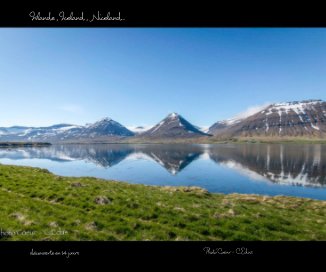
[0, 162, 324, 201]
[48, 136, 326, 145]
[0, 142, 51, 147]
[0, 163, 325, 241]
[2, 136, 326, 146]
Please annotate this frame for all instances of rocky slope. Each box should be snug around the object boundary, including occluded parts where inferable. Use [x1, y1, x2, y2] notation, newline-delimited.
[0, 118, 134, 142]
[209, 100, 326, 138]
[140, 113, 207, 138]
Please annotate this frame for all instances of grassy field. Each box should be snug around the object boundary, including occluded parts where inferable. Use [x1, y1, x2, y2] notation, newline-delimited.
[0, 164, 325, 241]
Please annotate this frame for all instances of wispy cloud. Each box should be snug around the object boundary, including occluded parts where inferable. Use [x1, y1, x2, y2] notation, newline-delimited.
[127, 125, 153, 133]
[232, 102, 271, 120]
[59, 104, 84, 115]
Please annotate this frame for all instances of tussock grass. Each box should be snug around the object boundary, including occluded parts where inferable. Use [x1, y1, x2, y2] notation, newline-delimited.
[0, 164, 325, 241]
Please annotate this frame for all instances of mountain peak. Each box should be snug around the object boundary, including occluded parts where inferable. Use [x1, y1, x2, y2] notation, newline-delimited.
[168, 112, 179, 118]
[142, 113, 207, 138]
[87, 117, 114, 128]
[98, 117, 113, 122]
[83, 117, 133, 137]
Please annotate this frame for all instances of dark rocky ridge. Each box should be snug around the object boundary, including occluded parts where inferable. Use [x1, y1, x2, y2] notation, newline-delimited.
[140, 113, 208, 138]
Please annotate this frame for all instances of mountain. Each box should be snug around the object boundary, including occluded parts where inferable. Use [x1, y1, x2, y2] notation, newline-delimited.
[47, 118, 134, 141]
[0, 118, 134, 142]
[140, 113, 208, 138]
[0, 124, 80, 141]
[208, 100, 326, 138]
[74, 118, 134, 138]
[0, 126, 31, 135]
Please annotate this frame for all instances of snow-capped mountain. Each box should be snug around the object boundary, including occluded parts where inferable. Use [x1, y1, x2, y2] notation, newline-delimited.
[76, 117, 134, 138]
[0, 118, 134, 142]
[141, 113, 208, 138]
[208, 100, 326, 137]
[49, 118, 134, 141]
[0, 124, 81, 141]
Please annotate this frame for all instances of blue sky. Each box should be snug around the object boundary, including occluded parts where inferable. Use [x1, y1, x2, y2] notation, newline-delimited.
[0, 28, 326, 128]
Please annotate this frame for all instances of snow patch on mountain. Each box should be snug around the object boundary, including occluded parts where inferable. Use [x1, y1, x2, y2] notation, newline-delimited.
[54, 125, 82, 131]
[266, 100, 320, 117]
[151, 121, 165, 134]
[169, 112, 178, 118]
[311, 124, 320, 130]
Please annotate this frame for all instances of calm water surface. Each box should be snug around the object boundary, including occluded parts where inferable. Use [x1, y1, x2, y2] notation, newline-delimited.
[0, 143, 326, 200]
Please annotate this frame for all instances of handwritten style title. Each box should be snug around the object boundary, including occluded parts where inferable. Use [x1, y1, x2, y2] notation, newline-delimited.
[29, 11, 125, 22]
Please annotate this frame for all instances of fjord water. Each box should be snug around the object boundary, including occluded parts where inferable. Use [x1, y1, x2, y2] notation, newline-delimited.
[0, 143, 325, 200]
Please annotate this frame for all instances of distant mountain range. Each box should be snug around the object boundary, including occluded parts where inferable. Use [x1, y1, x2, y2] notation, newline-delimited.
[0, 99, 325, 142]
[0, 118, 134, 142]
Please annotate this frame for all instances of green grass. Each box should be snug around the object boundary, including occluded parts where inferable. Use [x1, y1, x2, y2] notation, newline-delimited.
[0, 164, 325, 241]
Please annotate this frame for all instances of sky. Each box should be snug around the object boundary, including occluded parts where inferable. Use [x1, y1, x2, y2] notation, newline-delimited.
[0, 28, 326, 128]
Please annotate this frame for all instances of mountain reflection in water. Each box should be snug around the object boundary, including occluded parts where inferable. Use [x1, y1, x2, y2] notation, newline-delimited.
[0, 143, 325, 188]
[209, 144, 326, 187]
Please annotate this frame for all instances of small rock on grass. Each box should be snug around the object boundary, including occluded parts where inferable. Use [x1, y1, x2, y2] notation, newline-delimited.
[94, 196, 111, 205]
[71, 182, 83, 187]
[85, 222, 97, 231]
